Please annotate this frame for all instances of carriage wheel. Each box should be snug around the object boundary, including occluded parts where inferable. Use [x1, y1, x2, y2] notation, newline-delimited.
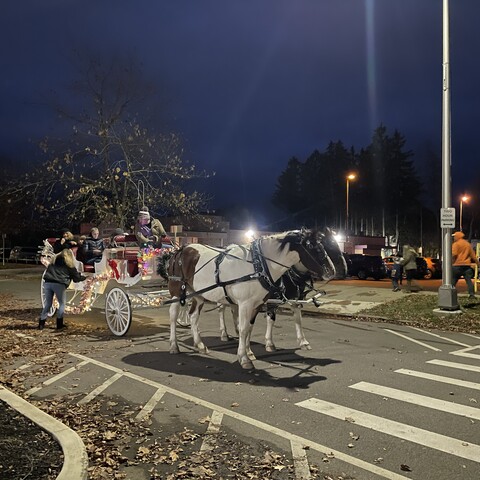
[40, 277, 56, 317]
[105, 288, 132, 336]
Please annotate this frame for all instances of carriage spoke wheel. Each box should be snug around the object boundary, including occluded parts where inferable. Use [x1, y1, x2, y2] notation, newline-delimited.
[40, 277, 56, 317]
[105, 288, 132, 336]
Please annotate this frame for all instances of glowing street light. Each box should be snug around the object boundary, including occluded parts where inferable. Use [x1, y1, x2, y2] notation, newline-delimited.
[245, 229, 256, 242]
[345, 173, 356, 233]
[459, 195, 469, 231]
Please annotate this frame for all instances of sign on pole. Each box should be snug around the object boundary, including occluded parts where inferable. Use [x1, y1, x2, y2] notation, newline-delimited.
[440, 207, 455, 228]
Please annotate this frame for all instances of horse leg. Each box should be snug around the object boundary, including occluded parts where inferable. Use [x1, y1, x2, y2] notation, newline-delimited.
[190, 299, 208, 353]
[169, 301, 181, 354]
[293, 305, 311, 350]
[265, 309, 276, 352]
[231, 304, 239, 335]
[237, 304, 256, 369]
[218, 304, 230, 341]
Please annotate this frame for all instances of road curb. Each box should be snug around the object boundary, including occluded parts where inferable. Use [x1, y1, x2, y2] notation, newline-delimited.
[0, 385, 88, 480]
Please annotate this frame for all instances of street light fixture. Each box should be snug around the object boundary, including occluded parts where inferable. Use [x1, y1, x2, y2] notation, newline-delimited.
[345, 173, 356, 233]
[459, 195, 469, 231]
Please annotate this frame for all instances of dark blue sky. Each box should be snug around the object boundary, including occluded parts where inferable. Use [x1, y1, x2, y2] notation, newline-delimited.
[1, 1, 479, 222]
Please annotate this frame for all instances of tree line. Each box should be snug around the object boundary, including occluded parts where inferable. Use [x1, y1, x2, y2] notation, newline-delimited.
[272, 126, 448, 255]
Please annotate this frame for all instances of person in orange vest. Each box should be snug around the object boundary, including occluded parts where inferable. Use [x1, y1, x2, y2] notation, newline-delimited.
[452, 231, 479, 300]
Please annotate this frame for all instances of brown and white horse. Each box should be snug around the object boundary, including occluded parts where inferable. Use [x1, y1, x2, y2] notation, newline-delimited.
[167, 228, 346, 369]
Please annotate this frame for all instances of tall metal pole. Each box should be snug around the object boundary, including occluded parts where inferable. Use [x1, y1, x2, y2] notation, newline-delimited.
[438, 0, 459, 310]
[346, 178, 350, 233]
[459, 199, 463, 231]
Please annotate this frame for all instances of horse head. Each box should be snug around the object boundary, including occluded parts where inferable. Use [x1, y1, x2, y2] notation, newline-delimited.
[281, 228, 336, 280]
[318, 227, 347, 280]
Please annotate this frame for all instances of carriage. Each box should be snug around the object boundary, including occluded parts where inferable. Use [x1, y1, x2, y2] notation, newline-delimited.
[40, 234, 178, 336]
[40, 228, 346, 369]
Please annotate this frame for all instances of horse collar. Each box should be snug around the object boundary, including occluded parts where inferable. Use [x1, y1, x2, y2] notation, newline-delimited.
[251, 239, 284, 297]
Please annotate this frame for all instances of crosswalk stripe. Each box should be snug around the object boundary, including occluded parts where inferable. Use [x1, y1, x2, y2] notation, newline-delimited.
[135, 387, 166, 422]
[384, 329, 441, 351]
[296, 398, 480, 463]
[70, 353, 410, 480]
[350, 381, 480, 420]
[395, 368, 480, 390]
[426, 359, 480, 373]
[409, 327, 471, 347]
[291, 440, 311, 480]
[450, 346, 480, 360]
[77, 373, 123, 405]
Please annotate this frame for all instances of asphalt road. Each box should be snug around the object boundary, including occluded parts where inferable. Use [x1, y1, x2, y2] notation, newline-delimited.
[1, 276, 479, 480]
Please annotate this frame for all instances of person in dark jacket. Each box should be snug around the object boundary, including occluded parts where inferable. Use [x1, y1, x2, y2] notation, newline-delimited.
[82, 227, 105, 264]
[53, 229, 77, 254]
[39, 247, 86, 330]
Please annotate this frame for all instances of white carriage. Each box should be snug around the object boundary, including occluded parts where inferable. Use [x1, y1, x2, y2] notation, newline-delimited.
[40, 234, 179, 336]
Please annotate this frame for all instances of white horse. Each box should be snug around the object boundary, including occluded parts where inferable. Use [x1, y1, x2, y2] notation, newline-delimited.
[217, 264, 321, 351]
[167, 229, 346, 369]
[218, 228, 346, 353]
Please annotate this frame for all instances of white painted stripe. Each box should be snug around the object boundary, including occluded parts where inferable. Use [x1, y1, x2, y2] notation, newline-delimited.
[350, 381, 480, 420]
[291, 440, 311, 480]
[200, 410, 224, 452]
[427, 359, 480, 373]
[409, 327, 470, 347]
[77, 373, 123, 405]
[395, 369, 480, 391]
[384, 329, 441, 351]
[296, 398, 480, 463]
[70, 353, 409, 480]
[450, 346, 480, 360]
[135, 387, 166, 422]
[17, 355, 56, 371]
[24, 360, 89, 396]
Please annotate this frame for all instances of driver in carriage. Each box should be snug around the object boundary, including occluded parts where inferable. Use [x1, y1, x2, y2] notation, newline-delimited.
[134, 206, 168, 248]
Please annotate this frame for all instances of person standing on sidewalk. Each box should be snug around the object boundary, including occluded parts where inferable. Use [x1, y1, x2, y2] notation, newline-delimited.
[400, 244, 422, 293]
[391, 254, 403, 292]
[39, 247, 86, 330]
[452, 231, 479, 300]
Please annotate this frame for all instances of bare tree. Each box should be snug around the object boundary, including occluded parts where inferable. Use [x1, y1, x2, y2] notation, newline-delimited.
[4, 53, 211, 231]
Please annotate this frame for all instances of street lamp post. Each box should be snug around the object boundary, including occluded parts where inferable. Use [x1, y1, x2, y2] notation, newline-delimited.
[459, 195, 469, 231]
[345, 174, 356, 234]
[438, 0, 459, 311]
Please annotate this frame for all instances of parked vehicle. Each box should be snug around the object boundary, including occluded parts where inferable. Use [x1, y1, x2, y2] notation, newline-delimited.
[345, 254, 388, 280]
[9, 246, 41, 264]
[423, 257, 442, 279]
[384, 255, 429, 280]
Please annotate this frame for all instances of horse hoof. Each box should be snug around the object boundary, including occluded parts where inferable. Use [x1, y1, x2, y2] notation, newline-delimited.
[301, 344, 312, 351]
[169, 347, 180, 354]
[198, 344, 209, 354]
[265, 345, 276, 352]
[220, 334, 229, 342]
[240, 360, 254, 370]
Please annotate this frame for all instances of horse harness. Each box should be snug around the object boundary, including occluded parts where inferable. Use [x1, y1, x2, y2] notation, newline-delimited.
[166, 238, 288, 306]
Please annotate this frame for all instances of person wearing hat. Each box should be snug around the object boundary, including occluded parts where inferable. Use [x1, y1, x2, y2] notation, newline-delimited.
[53, 229, 77, 253]
[452, 231, 479, 300]
[39, 246, 86, 330]
[134, 206, 167, 247]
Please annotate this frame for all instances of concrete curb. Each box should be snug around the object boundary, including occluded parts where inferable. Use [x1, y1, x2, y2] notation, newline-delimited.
[0, 385, 88, 480]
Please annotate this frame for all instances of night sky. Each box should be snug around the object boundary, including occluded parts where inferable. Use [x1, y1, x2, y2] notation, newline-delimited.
[1, 1, 479, 225]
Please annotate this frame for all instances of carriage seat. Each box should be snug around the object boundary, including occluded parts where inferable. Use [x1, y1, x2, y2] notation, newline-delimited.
[109, 234, 139, 277]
